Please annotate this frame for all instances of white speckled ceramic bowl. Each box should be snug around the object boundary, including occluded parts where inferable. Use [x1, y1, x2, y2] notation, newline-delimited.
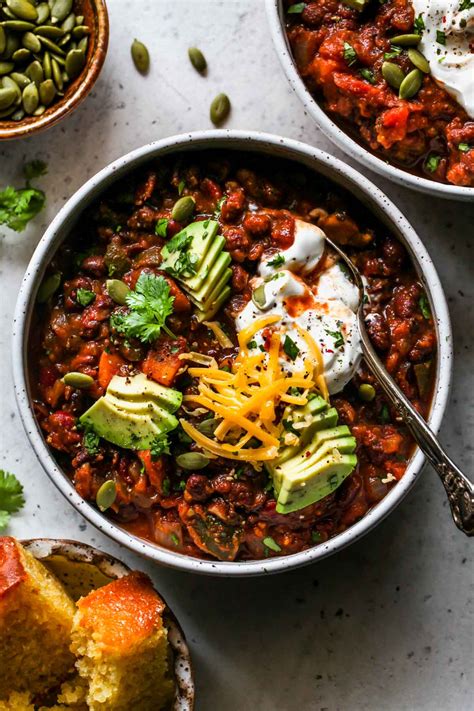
[12, 130, 452, 576]
[265, 0, 474, 201]
[22, 538, 195, 710]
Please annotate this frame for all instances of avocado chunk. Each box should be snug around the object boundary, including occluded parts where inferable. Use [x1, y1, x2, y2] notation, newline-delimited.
[79, 373, 181, 451]
[275, 452, 357, 514]
[80, 397, 174, 450]
[160, 219, 219, 276]
[107, 373, 182, 412]
[160, 219, 232, 319]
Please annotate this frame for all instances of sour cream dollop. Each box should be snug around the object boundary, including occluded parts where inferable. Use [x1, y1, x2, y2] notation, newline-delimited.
[235, 221, 362, 395]
[412, 0, 474, 117]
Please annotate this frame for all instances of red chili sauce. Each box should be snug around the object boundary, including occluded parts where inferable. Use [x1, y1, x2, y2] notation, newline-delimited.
[30, 152, 437, 561]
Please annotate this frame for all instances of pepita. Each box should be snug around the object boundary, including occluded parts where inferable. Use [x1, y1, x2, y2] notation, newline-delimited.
[188, 46, 207, 73]
[51, 56, 63, 89]
[390, 33, 422, 47]
[96, 480, 117, 512]
[39, 77, 55, 104]
[22, 31, 42, 53]
[26, 59, 44, 84]
[6, 0, 38, 22]
[0, 104, 15, 117]
[407, 48, 430, 74]
[36, 3, 51, 24]
[11, 106, 25, 120]
[72, 24, 89, 40]
[22, 80, 38, 113]
[65, 47, 84, 78]
[3, 32, 20, 59]
[251, 284, 268, 310]
[37, 272, 61, 302]
[176, 452, 210, 470]
[381, 61, 405, 90]
[399, 67, 423, 99]
[62, 371, 94, 388]
[0, 86, 17, 109]
[106, 278, 131, 305]
[75, 15, 84, 25]
[0, 61, 14, 75]
[77, 36, 88, 53]
[131, 38, 149, 74]
[58, 32, 71, 47]
[10, 70, 30, 88]
[1, 75, 21, 101]
[51, 0, 73, 23]
[210, 92, 231, 125]
[171, 195, 195, 222]
[0, 27, 5, 56]
[61, 12, 75, 32]
[35, 25, 65, 39]
[39, 35, 65, 55]
[1, 20, 35, 31]
[42, 50, 51, 79]
[32, 103, 45, 115]
[11, 48, 31, 62]
[195, 417, 220, 436]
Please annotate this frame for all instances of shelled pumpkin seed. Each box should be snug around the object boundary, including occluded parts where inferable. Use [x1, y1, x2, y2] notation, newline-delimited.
[0, 0, 90, 121]
[399, 68, 423, 99]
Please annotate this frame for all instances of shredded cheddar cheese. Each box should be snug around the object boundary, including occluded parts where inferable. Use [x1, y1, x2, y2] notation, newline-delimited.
[182, 316, 329, 462]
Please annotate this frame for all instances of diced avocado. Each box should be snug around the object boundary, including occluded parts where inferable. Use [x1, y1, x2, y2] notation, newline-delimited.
[105, 394, 179, 430]
[195, 285, 231, 322]
[275, 453, 357, 514]
[160, 219, 219, 274]
[187, 252, 232, 304]
[107, 373, 182, 412]
[188, 268, 232, 312]
[286, 436, 357, 474]
[185, 235, 226, 292]
[276, 406, 338, 465]
[80, 397, 171, 450]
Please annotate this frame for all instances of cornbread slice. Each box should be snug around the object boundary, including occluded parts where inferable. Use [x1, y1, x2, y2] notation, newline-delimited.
[0, 537, 76, 700]
[71, 572, 174, 711]
[0, 691, 34, 710]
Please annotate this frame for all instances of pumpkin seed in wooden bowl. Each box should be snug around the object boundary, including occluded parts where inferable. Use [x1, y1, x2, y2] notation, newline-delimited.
[0, 0, 109, 140]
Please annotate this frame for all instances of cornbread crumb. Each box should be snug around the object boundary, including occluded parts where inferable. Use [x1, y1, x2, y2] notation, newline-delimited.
[71, 572, 174, 711]
[0, 691, 34, 710]
[0, 538, 76, 700]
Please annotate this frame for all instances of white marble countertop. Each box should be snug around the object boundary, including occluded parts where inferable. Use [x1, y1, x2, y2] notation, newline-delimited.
[0, 1, 472, 709]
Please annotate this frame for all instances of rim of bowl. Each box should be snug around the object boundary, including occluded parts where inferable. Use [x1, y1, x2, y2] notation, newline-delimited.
[12, 130, 453, 577]
[22, 538, 195, 710]
[265, 0, 474, 201]
[0, 0, 109, 141]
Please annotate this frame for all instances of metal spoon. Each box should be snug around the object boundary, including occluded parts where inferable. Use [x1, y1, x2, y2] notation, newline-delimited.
[325, 236, 474, 536]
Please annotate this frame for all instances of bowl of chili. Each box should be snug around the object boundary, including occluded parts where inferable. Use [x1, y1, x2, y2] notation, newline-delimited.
[266, 0, 474, 199]
[12, 131, 452, 576]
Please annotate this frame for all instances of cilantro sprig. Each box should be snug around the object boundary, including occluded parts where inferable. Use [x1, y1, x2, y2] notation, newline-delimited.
[110, 272, 175, 343]
[76, 288, 96, 307]
[0, 159, 47, 233]
[267, 253, 285, 268]
[0, 470, 25, 530]
[149, 433, 171, 460]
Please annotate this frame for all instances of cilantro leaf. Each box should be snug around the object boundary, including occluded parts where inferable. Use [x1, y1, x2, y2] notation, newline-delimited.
[458, 143, 471, 153]
[83, 429, 101, 455]
[425, 154, 441, 173]
[418, 294, 431, 319]
[24, 159, 48, 181]
[149, 433, 171, 460]
[165, 231, 193, 254]
[155, 218, 169, 237]
[459, 0, 473, 9]
[287, 2, 306, 12]
[214, 196, 226, 218]
[436, 30, 446, 45]
[76, 288, 96, 307]
[325, 328, 345, 348]
[343, 42, 357, 66]
[0, 470, 25, 530]
[267, 253, 285, 268]
[178, 180, 186, 195]
[414, 13, 425, 33]
[110, 272, 175, 343]
[0, 185, 45, 232]
[359, 68, 376, 84]
[384, 46, 402, 60]
[283, 335, 300, 361]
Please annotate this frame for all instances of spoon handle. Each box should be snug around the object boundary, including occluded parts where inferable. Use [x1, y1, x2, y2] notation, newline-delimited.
[360, 331, 474, 537]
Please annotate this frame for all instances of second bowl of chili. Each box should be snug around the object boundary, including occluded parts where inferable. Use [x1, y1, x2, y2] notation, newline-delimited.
[12, 131, 452, 576]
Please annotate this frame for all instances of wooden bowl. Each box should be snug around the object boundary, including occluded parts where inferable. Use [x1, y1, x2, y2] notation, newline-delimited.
[0, 0, 109, 141]
[22, 538, 195, 710]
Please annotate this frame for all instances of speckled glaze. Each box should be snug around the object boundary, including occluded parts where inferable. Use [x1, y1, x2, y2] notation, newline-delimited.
[12, 131, 453, 576]
[22, 538, 195, 711]
[0, 0, 109, 141]
[265, 0, 474, 201]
